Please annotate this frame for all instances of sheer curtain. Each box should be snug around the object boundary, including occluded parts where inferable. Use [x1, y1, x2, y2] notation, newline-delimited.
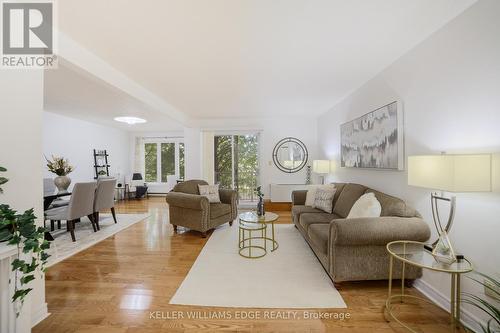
[201, 131, 215, 184]
[134, 137, 145, 180]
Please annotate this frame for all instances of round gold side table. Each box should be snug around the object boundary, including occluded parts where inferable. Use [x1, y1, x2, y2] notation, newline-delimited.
[238, 211, 279, 253]
[385, 241, 473, 333]
[238, 219, 267, 259]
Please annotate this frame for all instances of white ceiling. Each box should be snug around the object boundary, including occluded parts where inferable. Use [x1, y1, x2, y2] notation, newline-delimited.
[55, 0, 476, 121]
[44, 60, 183, 131]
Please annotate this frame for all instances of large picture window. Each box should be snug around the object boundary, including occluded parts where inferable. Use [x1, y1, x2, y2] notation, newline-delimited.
[144, 140, 185, 183]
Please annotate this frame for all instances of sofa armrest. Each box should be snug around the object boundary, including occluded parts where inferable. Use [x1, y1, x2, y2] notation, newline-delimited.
[292, 190, 308, 206]
[219, 189, 238, 219]
[330, 217, 430, 246]
[219, 189, 237, 204]
[165, 192, 209, 211]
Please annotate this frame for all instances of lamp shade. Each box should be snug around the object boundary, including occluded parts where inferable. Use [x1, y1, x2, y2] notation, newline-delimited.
[408, 154, 492, 192]
[313, 160, 331, 174]
[132, 173, 143, 181]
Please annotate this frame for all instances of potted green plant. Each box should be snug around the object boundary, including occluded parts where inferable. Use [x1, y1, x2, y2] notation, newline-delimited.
[255, 186, 265, 217]
[463, 272, 500, 333]
[0, 166, 50, 316]
[45, 155, 74, 193]
[0, 166, 11, 242]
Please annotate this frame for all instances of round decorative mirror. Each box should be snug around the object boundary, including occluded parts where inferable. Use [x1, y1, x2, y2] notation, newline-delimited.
[272, 137, 308, 173]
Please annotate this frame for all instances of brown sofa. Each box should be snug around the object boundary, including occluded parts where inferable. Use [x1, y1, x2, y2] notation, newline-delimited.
[292, 183, 431, 283]
[165, 180, 237, 237]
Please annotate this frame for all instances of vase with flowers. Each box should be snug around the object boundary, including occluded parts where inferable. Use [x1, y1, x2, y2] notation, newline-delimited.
[255, 186, 265, 217]
[45, 156, 74, 193]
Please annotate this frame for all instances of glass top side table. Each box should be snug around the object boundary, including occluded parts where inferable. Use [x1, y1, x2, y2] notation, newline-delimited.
[385, 241, 473, 333]
[238, 212, 279, 252]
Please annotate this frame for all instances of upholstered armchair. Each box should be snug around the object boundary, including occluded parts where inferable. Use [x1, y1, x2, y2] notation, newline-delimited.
[165, 180, 237, 237]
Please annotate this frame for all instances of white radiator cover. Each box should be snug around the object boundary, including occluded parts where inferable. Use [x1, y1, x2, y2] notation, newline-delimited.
[269, 184, 314, 202]
[0, 244, 31, 333]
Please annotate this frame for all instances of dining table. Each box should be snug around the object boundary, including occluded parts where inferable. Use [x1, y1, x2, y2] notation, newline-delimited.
[43, 191, 72, 241]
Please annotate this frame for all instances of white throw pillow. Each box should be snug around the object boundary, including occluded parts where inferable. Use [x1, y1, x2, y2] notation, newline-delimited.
[312, 187, 337, 213]
[198, 184, 221, 203]
[347, 192, 382, 219]
[305, 184, 335, 206]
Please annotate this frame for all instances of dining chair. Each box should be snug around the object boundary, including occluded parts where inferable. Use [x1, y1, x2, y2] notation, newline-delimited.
[45, 182, 97, 242]
[93, 178, 118, 230]
[43, 178, 69, 208]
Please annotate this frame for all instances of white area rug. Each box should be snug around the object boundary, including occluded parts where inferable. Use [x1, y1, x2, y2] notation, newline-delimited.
[170, 224, 347, 308]
[46, 213, 149, 267]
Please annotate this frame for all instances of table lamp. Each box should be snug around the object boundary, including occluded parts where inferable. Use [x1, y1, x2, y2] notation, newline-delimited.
[313, 160, 335, 184]
[408, 154, 492, 263]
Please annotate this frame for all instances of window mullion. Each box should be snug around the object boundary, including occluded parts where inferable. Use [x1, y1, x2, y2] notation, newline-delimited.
[157, 142, 161, 183]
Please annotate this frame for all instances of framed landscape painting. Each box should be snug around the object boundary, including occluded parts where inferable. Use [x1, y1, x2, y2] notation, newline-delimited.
[340, 101, 404, 170]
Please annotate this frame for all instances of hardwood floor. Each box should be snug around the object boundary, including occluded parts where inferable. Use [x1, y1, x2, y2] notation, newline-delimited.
[34, 197, 461, 333]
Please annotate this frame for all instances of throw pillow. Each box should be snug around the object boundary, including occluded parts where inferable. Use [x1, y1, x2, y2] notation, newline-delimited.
[198, 184, 221, 203]
[305, 184, 335, 206]
[347, 192, 382, 219]
[312, 187, 336, 213]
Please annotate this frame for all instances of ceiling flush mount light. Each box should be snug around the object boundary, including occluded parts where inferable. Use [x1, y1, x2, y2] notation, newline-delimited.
[114, 116, 147, 125]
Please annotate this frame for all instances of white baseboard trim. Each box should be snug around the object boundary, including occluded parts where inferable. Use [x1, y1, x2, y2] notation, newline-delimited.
[414, 279, 481, 332]
[31, 302, 49, 328]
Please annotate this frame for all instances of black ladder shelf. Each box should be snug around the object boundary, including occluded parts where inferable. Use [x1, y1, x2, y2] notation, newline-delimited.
[93, 149, 110, 179]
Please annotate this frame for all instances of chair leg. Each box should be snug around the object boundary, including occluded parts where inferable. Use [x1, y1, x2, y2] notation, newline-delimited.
[111, 207, 117, 224]
[50, 220, 55, 231]
[94, 212, 100, 230]
[229, 221, 233, 226]
[88, 214, 97, 232]
[173, 225, 178, 233]
[68, 219, 76, 242]
[57, 220, 61, 229]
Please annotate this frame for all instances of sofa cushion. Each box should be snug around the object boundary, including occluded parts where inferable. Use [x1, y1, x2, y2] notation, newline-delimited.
[365, 189, 420, 217]
[198, 184, 221, 203]
[292, 205, 324, 218]
[305, 184, 336, 206]
[210, 203, 231, 219]
[312, 187, 337, 213]
[333, 183, 368, 218]
[332, 183, 347, 207]
[173, 180, 208, 194]
[299, 212, 338, 231]
[347, 192, 381, 219]
[307, 223, 330, 256]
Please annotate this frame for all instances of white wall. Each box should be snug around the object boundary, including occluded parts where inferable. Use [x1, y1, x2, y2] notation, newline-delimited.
[317, 0, 499, 326]
[198, 116, 318, 199]
[183, 127, 202, 180]
[43, 112, 130, 185]
[0, 70, 47, 331]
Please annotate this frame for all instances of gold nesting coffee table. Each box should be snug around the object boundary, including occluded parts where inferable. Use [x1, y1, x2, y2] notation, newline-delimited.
[238, 211, 279, 259]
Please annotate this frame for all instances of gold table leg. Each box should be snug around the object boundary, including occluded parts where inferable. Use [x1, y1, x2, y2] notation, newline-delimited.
[249, 230, 252, 257]
[456, 274, 461, 328]
[401, 243, 406, 303]
[386, 255, 393, 322]
[451, 273, 456, 326]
